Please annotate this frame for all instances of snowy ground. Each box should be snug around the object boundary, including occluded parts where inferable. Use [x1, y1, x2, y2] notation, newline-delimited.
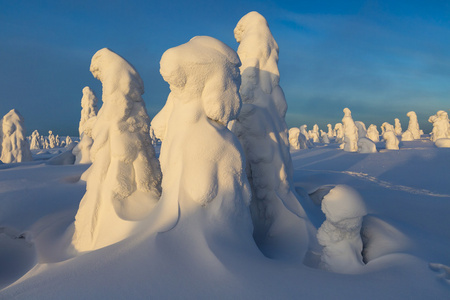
[0, 139, 449, 298]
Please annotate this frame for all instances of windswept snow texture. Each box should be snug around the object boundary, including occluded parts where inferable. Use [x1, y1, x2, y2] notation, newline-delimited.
[72, 86, 98, 164]
[71, 48, 162, 252]
[0, 109, 32, 163]
[231, 11, 311, 259]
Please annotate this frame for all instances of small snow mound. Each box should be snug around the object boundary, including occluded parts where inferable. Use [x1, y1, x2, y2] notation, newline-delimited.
[317, 185, 367, 273]
[435, 138, 450, 148]
[357, 137, 377, 153]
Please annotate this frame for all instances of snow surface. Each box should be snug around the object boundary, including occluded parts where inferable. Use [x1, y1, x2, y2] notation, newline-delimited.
[0, 138, 449, 298]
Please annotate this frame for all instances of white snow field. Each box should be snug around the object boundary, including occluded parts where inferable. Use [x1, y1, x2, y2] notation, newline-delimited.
[0, 137, 449, 298]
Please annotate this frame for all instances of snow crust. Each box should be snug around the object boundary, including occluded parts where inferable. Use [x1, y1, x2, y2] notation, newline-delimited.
[0, 109, 32, 163]
[71, 48, 162, 252]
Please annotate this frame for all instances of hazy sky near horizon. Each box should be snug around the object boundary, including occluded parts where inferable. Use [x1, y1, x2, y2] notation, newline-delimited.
[1, 0, 449, 135]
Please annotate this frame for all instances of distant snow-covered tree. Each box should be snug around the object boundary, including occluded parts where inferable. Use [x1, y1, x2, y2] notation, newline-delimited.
[0, 109, 32, 163]
[72, 86, 98, 164]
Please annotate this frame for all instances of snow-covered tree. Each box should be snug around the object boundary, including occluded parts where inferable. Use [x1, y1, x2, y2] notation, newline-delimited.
[327, 124, 335, 138]
[317, 185, 367, 273]
[72, 86, 98, 164]
[355, 121, 367, 139]
[72, 48, 162, 252]
[151, 36, 254, 249]
[30, 130, 42, 150]
[429, 110, 450, 142]
[55, 135, 60, 147]
[320, 130, 330, 144]
[300, 125, 310, 141]
[381, 122, 394, 135]
[311, 124, 320, 143]
[402, 111, 421, 141]
[78, 86, 98, 136]
[394, 118, 402, 135]
[65, 136, 73, 146]
[383, 130, 399, 150]
[341, 108, 358, 152]
[334, 123, 344, 143]
[48, 131, 56, 148]
[0, 109, 32, 163]
[289, 128, 302, 150]
[231, 11, 311, 258]
[366, 124, 380, 142]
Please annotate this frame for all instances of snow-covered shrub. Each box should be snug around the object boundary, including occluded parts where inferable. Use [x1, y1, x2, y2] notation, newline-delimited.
[72, 48, 162, 252]
[357, 137, 377, 153]
[394, 118, 402, 135]
[366, 124, 380, 142]
[317, 185, 367, 273]
[231, 11, 310, 257]
[0, 109, 32, 163]
[402, 111, 421, 141]
[72, 86, 98, 164]
[383, 130, 399, 150]
[30, 130, 42, 150]
[341, 108, 358, 152]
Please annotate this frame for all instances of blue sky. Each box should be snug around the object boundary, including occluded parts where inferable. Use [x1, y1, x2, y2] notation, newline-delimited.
[1, 0, 449, 135]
